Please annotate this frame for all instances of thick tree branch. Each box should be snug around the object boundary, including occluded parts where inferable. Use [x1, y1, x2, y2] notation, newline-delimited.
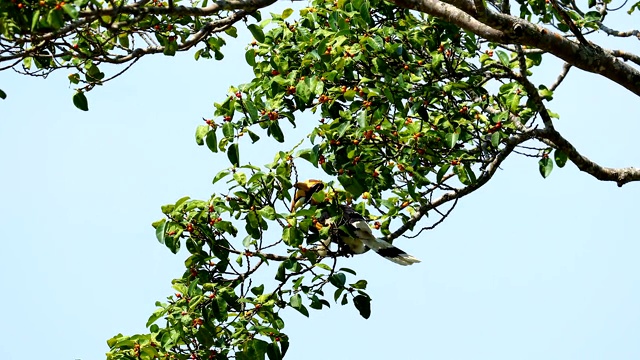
[392, 0, 509, 40]
[79, 0, 277, 18]
[390, 0, 640, 97]
[0, 0, 277, 63]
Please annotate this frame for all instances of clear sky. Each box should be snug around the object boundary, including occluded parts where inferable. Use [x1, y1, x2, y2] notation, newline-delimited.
[1, 3, 639, 360]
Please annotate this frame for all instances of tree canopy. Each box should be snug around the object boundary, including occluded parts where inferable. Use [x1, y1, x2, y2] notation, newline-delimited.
[3, 0, 640, 359]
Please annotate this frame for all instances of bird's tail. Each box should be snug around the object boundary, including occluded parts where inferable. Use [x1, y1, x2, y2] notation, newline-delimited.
[359, 236, 421, 266]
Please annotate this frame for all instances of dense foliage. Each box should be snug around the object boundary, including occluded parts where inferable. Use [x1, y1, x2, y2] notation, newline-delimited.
[3, 0, 639, 359]
[109, 0, 594, 358]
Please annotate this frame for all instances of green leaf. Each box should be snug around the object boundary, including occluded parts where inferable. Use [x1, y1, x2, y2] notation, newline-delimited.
[245, 49, 256, 66]
[491, 132, 501, 148]
[242, 235, 253, 248]
[266, 342, 282, 360]
[290, 294, 309, 317]
[236, 254, 243, 266]
[248, 24, 265, 43]
[269, 122, 285, 143]
[222, 122, 234, 138]
[282, 226, 302, 247]
[146, 307, 167, 327]
[339, 267, 356, 275]
[206, 130, 218, 153]
[213, 296, 228, 321]
[225, 26, 238, 38]
[538, 85, 553, 100]
[453, 164, 471, 185]
[31, 10, 40, 32]
[496, 50, 510, 67]
[554, 149, 568, 168]
[583, 11, 601, 22]
[341, 293, 349, 305]
[329, 273, 346, 288]
[62, 4, 79, 19]
[538, 157, 553, 178]
[212, 170, 230, 184]
[337, 175, 364, 199]
[72, 91, 89, 111]
[275, 262, 286, 282]
[344, 89, 356, 101]
[360, 2, 374, 25]
[247, 339, 269, 360]
[297, 146, 319, 167]
[296, 78, 311, 104]
[0, 89, 6, 100]
[47, 9, 64, 30]
[251, 284, 265, 296]
[353, 295, 371, 319]
[509, 93, 521, 113]
[164, 40, 178, 56]
[351, 280, 368, 289]
[228, 143, 239, 166]
[436, 164, 450, 183]
[258, 206, 276, 220]
[247, 130, 260, 143]
[315, 263, 332, 272]
[117, 33, 130, 48]
[68, 73, 80, 84]
[233, 171, 247, 185]
[155, 219, 167, 244]
[195, 125, 208, 145]
[464, 163, 477, 184]
[445, 132, 459, 149]
[281, 8, 294, 19]
[290, 293, 302, 308]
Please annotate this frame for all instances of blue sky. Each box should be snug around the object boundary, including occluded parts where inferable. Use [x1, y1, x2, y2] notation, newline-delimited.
[1, 3, 640, 360]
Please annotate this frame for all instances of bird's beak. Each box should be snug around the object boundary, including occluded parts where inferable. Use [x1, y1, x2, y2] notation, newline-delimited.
[290, 180, 325, 212]
[291, 188, 307, 212]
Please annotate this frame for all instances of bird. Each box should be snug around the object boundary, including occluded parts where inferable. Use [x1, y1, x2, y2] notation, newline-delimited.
[291, 179, 421, 266]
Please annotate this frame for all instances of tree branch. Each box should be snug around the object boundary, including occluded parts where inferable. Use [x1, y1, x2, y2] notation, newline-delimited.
[548, 63, 572, 91]
[389, 0, 640, 97]
[385, 130, 536, 242]
[534, 128, 640, 187]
